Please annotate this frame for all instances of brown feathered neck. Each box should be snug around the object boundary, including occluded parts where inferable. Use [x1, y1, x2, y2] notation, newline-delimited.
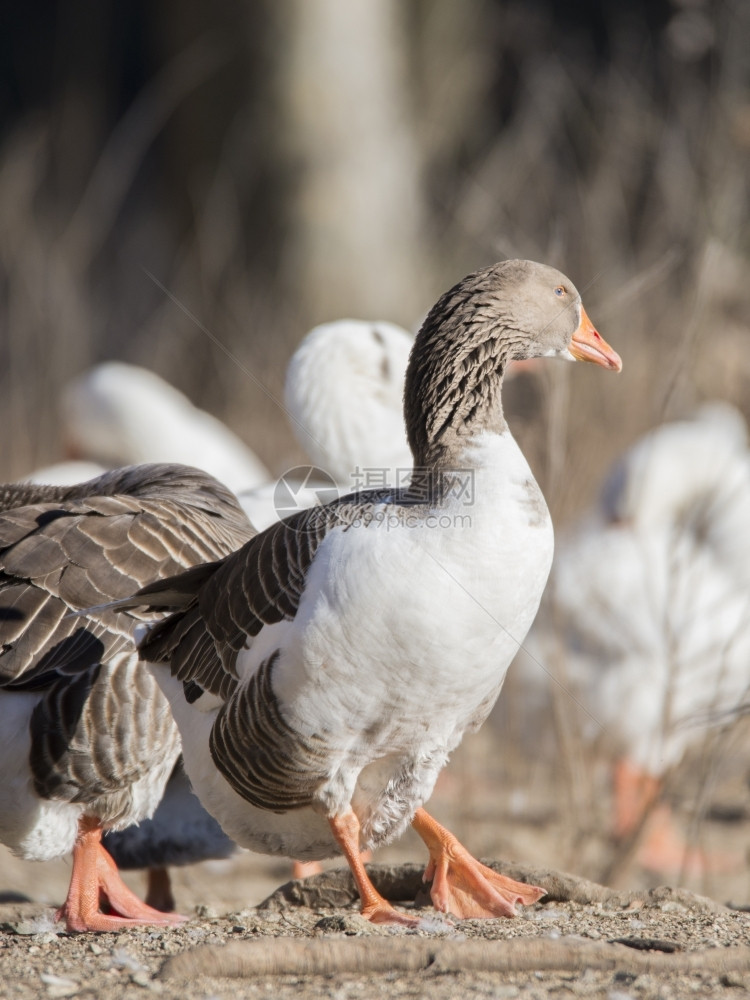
[404, 263, 545, 479]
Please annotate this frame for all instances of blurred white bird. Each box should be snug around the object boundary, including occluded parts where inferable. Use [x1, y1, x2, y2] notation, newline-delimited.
[61, 362, 269, 494]
[284, 319, 414, 489]
[530, 403, 750, 873]
[239, 319, 414, 531]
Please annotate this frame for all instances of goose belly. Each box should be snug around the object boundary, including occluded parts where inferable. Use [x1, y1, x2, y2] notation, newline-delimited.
[278, 476, 554, 763]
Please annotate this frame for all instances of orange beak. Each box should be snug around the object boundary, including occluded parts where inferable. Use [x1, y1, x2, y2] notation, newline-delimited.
[569, 306, 622, 372]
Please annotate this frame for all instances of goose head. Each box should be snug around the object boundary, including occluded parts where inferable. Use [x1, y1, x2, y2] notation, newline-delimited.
[404, 259, 621, 469]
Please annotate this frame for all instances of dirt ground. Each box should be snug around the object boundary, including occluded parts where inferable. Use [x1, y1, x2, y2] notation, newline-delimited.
[2, 722, 750, 1000]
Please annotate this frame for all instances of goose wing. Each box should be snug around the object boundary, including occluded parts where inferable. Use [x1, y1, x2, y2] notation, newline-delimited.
[0, 463, 253, 691]
[131, 490, 394, 702]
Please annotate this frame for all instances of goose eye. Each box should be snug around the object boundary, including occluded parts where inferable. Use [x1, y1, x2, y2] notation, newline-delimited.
[554, 286, 566, 297]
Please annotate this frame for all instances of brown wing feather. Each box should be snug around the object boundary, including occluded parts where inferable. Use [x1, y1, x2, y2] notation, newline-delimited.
[0, 464, 253, 688]
[136, 490, 393, 700]
[0, 464, 254, 816]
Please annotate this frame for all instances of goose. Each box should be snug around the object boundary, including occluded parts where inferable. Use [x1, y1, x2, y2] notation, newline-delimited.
[109, 260, 621, 925]
[61, 362, 270, 494]
[283, 319, 414, 490]
[102, 760, 235, 913]
[237, 320, 414, 532]
[0, 464, 253, 932]
[536, 405, 750, 872]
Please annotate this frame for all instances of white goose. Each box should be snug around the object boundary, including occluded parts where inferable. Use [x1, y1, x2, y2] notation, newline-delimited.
[0, 465, 253, 931]
[61, 362, 269, 494]
[112, 260, 621, 924]
[284, 319, 414, 488]
[538, 405, 750, 871]
[238, 320, 414, 533]
[601, 403, 750, 586]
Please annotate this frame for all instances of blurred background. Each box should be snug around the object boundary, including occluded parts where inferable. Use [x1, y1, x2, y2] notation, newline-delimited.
[3, 0, 749, 508]
[2, 0, 750, 904]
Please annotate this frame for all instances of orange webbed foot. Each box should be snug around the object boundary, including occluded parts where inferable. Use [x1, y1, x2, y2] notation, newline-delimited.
[413, 808, 544, 919]
[57, 817, 188, 933]
[361, 899, 424, 928]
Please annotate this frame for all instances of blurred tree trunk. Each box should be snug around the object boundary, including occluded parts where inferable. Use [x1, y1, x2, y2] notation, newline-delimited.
[274, 0, 427, 326]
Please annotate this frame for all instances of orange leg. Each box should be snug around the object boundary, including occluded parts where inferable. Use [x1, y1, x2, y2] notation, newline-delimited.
[613, 759, 742, 875]
[412, 808, 545, 918]
[292, 849, 371, 880]
[56, 817, 188, 933]
[329, 810, 420, 927]
[144, 866, 176, 912]
[612, 758, 661, 839]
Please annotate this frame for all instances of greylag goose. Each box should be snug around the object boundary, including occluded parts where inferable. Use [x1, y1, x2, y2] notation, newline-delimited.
[0, 465, 252, 931]
[536, 405, 750, 872]
[61, 362, 269, 494]
[112, 260, 621, 924]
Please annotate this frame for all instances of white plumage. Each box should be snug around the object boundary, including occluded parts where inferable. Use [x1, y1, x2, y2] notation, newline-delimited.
[62, 362, 269, 494]
[283, 319, 413, 488]
[528, 403, 750, 869]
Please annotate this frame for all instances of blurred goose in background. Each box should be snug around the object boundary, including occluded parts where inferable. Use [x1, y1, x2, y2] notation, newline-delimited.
[602, 401, 750, 586]
[238, 319, 414, 533]
[0, 464, 253, 931]
[59, 362, 270, 494]
[284, 319, 414, 488]
[26, 460, 108, 487]
[535, 403, 750, 872]
[110, 260, 621, 925]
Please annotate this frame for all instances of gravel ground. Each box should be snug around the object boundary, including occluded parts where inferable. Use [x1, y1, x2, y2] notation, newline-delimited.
[2, 858, 750, 1000]
[3, 726, 750, 1000]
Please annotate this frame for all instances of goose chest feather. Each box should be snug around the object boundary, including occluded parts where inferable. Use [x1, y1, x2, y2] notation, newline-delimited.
[130, 259, 621, 925]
